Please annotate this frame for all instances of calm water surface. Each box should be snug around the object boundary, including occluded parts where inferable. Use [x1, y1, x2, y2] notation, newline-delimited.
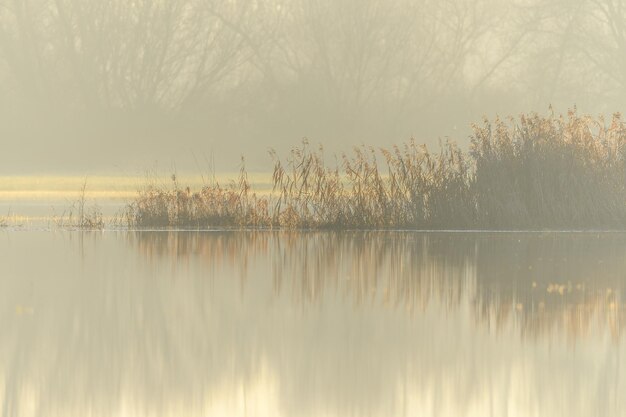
[1, 231, 624, 416]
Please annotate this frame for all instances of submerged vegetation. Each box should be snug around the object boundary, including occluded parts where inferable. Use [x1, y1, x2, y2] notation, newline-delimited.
[123, 111, 626, 230]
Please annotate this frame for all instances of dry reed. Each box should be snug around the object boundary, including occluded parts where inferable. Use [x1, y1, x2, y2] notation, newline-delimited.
[56, 180, 105, 229]
[125, 159, 271, 228]
[124, 110, 626, 230]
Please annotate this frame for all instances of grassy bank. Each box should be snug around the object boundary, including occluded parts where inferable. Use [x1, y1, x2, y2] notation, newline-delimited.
[123, 110, 626, 230]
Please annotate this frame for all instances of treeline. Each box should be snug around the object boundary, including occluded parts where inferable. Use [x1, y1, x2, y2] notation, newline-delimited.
[124, 111, 626, 230]
[3, 0, 626, 169]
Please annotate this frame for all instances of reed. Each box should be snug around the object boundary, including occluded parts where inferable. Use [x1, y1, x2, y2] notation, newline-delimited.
[123, 110, 626, 230]
[56, 180, 105, 229]
[125, 160, 272, 228]
[471, 110, 626, 229]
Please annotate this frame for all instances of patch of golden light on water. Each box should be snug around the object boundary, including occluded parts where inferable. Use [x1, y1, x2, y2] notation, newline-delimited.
[0, 174, 273, 199]
[0, 174, 273, 224]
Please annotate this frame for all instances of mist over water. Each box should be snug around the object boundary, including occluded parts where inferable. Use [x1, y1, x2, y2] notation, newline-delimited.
[1, 231, 624, 416]
[2, 0, 626, 173]
[2, 1, 626, 415]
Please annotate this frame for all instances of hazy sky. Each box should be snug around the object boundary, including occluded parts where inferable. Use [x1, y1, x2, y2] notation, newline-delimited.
[0, 0, 623, 174]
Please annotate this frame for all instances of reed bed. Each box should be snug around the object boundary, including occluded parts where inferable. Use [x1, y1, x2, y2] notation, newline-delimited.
[124, 163, 271, 228]
[124, 110, 626, 230]
[471, 110, 626, 229]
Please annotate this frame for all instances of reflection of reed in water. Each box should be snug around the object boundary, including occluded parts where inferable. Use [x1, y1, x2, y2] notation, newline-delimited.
[129, 231, 476, 309]
[130, 231, 626, 341]
[472, 233, 626, 342]
[3, 232, 626, 417]
[269, 232, 475, 311]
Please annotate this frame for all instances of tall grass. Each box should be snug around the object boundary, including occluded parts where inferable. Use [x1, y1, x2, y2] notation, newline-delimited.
[56, 180, 105, 229]
[124, 110, 626, 230]
[471, 110, 626, 228]
[125, 160, 271, 228]
[269, 138, 473, 228]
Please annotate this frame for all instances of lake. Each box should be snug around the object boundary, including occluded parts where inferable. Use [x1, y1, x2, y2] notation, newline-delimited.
[1, 230, 625, 416]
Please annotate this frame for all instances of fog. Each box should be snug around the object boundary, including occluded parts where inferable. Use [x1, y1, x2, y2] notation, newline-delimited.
[0, 0, 623, 174]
